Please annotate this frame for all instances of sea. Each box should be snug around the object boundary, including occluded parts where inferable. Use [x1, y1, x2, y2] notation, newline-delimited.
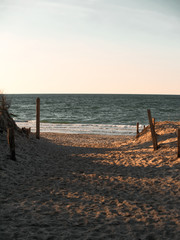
[6, 94, 180, 136]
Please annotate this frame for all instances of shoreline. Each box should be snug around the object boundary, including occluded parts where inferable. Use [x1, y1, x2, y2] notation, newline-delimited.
[1, 121, 180, 239]
[16, 121, 142, 136]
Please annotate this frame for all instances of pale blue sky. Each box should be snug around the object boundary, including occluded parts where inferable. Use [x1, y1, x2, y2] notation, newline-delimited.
[0, 0, 180, 94]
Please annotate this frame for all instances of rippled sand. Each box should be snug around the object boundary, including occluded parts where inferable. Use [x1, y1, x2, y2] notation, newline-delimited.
[0, 121, 180, 240]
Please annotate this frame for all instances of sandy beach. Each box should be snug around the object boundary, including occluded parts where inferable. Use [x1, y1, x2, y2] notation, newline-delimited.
[0, 121, 180, 240]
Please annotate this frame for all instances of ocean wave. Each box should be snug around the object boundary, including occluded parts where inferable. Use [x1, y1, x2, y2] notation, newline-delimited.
[16, 121, 143, 135]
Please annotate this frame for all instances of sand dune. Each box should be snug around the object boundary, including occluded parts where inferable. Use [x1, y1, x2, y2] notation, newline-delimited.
[0, 121, 180, 240]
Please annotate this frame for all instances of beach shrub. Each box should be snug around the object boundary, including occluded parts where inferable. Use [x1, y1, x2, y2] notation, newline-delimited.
[0, 91, 18, 131]
[0, 91, 11, 110]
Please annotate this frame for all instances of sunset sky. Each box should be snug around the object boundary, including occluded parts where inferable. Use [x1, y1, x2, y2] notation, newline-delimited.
[0, 0, 180, 94]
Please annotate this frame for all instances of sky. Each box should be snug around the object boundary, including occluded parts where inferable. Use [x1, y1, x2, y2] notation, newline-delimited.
[0, 0, 180, 94]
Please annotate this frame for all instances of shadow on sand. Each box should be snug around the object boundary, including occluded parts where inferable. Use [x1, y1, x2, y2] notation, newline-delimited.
[1, 130, 180, 240]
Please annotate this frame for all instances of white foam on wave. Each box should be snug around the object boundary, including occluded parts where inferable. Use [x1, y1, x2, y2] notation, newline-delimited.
[16, 121, 144, 135]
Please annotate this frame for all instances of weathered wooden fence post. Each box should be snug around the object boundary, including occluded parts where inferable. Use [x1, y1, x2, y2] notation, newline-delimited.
[147, 109, 158, 150]
[152, 118, 155, 128]
[136, 122, 139, 136]
[178, 128, 180, 158]
[36, 97, 40, 139]
[7, 128, 16, 160]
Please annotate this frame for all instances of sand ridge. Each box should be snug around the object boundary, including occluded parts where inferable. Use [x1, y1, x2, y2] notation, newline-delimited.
[0, 121, 180, 240]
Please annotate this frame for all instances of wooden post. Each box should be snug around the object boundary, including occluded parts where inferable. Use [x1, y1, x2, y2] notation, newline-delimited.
[7, 128, 16, 160]
[136, 122, 139, 135]
[178, 129, 180, 158]
[36, 97, 40, 139]
[29, 127, 31, 137]
[152, 118, 155, 128]
[147, 109, 158, 150]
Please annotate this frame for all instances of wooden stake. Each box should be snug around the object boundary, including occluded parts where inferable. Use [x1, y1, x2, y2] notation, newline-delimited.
[178, 128, 180, 158]
[7, 128, 16, 160]
[36, 97, 40, 139]
[147, 109, 158, 150]
[152, 118, 155, 128]
[136, 122, 139, 135]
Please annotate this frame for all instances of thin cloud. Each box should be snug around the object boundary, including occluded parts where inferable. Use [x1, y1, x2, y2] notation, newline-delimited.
[36, 0, 99, 19]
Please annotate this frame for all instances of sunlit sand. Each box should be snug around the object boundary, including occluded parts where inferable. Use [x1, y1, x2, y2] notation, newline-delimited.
[1, 121, 180, 239]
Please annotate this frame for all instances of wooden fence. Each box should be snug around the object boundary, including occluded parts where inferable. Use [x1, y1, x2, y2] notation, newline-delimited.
[5, 99, 180, 159]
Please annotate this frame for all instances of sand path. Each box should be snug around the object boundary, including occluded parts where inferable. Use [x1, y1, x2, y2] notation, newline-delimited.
[0, 121, 180, 240]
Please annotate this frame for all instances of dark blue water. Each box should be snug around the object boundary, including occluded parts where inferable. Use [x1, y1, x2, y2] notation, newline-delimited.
[6, 94, 180, 135]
